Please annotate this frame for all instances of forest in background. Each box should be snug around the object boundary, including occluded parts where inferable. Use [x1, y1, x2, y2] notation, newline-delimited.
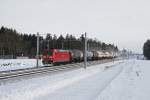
[143, 40, 150, 60]
[0, 26, 118, 58]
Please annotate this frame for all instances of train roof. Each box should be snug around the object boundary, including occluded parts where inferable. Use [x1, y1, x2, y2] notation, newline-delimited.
[44, 49, 70, 52]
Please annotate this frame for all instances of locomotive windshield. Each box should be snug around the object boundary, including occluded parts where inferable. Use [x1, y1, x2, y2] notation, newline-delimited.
[43, 50, 52, 56]
[48, 51, 52, 55]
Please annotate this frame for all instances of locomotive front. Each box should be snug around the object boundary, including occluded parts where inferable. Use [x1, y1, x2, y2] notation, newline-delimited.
[42, 49, 54, 64]
[42, 49, 71, 65]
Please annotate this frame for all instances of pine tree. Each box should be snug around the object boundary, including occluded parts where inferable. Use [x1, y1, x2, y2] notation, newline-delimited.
[143, 40, 150, 59]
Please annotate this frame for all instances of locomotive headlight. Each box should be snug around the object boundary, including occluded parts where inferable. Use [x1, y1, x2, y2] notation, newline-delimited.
[43, 56, 46, 59]
[49, 56, 53, 60]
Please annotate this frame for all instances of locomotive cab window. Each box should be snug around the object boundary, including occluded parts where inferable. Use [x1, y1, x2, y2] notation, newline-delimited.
[48, 51, 52, 55]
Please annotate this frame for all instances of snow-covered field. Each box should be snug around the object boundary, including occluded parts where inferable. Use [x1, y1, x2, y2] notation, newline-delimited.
[96, 60, 150, 100]
[0, 59, 150, 100]
[0, 59, 43, 72]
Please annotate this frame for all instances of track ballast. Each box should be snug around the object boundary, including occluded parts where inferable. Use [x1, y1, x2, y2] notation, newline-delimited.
[0, 59, 118, 80]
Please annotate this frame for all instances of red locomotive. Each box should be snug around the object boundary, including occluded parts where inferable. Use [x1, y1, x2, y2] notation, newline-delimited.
[42, 49, 71, 64]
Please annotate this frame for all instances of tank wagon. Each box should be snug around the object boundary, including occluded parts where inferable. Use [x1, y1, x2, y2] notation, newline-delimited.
[92, 51, 104, 60]
[104, 52, 113, 59]
[87, 51, 93, 60]
[70, 50, 83, 62]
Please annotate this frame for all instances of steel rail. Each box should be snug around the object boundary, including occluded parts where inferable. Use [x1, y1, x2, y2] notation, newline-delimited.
[0, 59, 120, 80]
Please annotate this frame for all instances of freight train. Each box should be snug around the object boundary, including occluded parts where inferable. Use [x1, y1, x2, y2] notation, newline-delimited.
[42, 49, 114, 65]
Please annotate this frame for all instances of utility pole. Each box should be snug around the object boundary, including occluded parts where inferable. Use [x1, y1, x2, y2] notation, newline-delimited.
[113, 43, 115, 62]
[62, 41, 64, 49]
[53, 39, 54, 48]
[47, 39, 50, 50]
[87, 43, 89, 51]
[84, 32, 87, 69]
[36, 32, 39, 68]
[3, 49, 4, 59]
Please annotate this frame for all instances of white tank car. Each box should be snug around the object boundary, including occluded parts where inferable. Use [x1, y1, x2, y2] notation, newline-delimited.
[92, 51, 105, 60]
[87, 51, 93, 60]
[105, 52, 114, 58]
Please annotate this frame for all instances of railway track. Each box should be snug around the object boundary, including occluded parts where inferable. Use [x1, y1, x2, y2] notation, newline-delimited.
[0, 59, 119, 80]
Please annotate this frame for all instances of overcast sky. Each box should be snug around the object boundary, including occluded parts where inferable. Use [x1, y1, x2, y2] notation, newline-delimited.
[1, 0, 150, 53]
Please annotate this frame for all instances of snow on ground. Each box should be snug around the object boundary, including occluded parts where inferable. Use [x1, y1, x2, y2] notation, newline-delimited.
[0, 59, 43, 72]
[95, 60, 150, 100]
[0, 59, 150, 100]
[0, 60, 122, 100]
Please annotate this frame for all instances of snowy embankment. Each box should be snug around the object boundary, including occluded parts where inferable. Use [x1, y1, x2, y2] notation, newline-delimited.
[96, 60, 150, 100]
[0, 59, 43, 72]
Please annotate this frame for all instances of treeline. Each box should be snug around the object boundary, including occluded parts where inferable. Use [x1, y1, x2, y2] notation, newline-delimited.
[0, 26, 118, 58]
[143, 40, 150, 60]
